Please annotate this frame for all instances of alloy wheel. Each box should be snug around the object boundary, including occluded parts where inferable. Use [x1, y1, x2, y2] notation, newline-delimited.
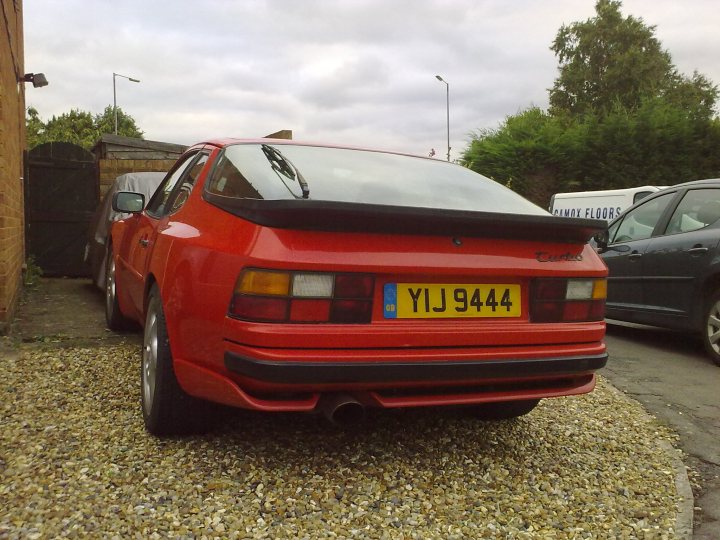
[706, 299, 720, 356]
[105, 257, 116, 319]
[142, 306, 159, 416]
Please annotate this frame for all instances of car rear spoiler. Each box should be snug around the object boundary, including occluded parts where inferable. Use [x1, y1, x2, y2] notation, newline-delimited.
[204, 195, 606, 244]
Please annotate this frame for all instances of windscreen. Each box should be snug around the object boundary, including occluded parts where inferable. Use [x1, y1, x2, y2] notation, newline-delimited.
[206, 143, 548, 215]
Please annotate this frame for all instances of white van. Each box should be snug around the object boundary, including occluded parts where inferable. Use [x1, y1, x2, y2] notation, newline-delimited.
[549, 186, 666, 221]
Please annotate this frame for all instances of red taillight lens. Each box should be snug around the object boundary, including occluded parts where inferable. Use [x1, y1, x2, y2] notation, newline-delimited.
[533, 280, 568, 301]
[330, 300, 373, 323]
[230, 296, 289, 322]
[532, 302, 564, 323]
[230, 269, 374, 323]
[531, 278, 606, 323]
[335, 275, 374, 298]
[589, 300, 606, 320]
[289, 299, 332, 322]
[563, 302, 593, 321]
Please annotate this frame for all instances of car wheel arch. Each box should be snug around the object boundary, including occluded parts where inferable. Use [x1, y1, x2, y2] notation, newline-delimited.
[701, 287, 720, 366]
[144, 273, 159, 316]
[699, 274, 720, 324]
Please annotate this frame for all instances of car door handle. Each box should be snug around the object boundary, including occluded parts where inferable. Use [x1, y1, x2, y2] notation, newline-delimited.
[139, 238, 149, 247]
[628, 252, 642, 260]
[687, 246, 708, 255]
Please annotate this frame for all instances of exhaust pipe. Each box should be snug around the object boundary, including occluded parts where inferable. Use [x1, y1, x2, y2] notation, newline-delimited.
[318, 393, 366, 427]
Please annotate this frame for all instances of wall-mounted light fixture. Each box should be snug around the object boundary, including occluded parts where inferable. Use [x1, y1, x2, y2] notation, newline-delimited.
[20, 73, 49, 88]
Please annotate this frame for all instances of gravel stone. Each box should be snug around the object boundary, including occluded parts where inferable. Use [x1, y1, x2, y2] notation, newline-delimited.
[0, 344, 681, 538]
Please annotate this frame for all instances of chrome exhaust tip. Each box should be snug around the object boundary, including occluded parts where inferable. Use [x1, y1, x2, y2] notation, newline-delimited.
[318, 393, 366, 427]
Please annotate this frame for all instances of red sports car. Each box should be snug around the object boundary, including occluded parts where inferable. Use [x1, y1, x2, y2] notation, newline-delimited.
[107, 139, 608, 435]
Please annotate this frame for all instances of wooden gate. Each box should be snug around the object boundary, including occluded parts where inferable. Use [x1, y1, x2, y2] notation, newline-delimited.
[25, 143, 98, 277]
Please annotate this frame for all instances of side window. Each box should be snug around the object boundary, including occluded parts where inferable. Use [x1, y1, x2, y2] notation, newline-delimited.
[206, 151, 262, 199]
[633, 190, 654, 204]
[146, 152, 199, 217]
[664, 189, 720, 235]
[607, 219, 621, 244]
[165, 153, 209, 214]
[612, 192, 675, 243]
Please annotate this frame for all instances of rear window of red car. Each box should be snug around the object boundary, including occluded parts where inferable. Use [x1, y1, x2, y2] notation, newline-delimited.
[205, 143, 547, 215]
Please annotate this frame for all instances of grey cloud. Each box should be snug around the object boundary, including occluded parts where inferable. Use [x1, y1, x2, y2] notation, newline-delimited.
[23, 0, 720, 160]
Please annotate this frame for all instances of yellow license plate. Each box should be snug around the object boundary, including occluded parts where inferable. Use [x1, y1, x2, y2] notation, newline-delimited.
[383, 283, 521, 319]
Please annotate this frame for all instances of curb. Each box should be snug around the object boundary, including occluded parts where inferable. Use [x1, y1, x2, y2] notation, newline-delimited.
[659, 439, 694, 540]
[602, 379, 694, 539]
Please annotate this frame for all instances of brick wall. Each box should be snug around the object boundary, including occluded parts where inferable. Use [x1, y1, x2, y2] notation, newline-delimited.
[98, 159, 175, 196]
[0, 1, 25, 332]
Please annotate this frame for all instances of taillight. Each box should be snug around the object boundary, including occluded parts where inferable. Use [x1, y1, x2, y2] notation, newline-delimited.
[530, 278, 606, 323]
[230, 269, 375, 323]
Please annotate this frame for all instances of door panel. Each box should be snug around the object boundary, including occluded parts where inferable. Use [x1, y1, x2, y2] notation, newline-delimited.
[604, 192, 677, 314]
[641, 230, 719, 318]
[119, 151, 209, 316]
[641, 188, 720, 322]
[124, 215, 164, 314]
[604, 239, 651, 309]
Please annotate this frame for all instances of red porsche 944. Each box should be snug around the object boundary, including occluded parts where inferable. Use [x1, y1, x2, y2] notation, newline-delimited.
[107, 140, 608, 435]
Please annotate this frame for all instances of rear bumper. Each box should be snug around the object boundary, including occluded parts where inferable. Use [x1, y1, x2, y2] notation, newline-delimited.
[224, 352, 607, 384]
[173, 342, 607, 412]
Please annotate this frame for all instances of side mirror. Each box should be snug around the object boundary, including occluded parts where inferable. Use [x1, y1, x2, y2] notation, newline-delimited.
[593, 230, 609, 253]
[112, 191, 145, 213]
[592, 230, 631, 253]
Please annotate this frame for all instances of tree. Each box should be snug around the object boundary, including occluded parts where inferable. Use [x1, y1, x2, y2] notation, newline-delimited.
[26, 106, 143, 150]
[462, 0, 720, 206]
[94, 105, 144, 140]
[549, 0, 673, 115]
[463, 101, 720, 205]
[25, 107, 45, 149]
[462, 108, 566, 202]
[662, 71, 718, 120]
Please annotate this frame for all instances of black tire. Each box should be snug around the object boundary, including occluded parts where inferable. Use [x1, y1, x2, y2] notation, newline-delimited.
[105, 248, 133, 331]
[468, 399, 540, 420]
[702, 289, 720, 367]
[141, 285, 209, 435]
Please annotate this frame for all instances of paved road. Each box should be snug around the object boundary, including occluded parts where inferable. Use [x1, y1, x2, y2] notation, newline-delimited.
[603, 321, 720, 539]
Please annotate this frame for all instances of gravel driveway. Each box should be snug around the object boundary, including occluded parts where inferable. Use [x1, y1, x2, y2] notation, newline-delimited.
[1, 342, 681, 539]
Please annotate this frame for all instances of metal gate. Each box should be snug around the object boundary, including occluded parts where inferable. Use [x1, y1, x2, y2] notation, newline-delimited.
[25, 142, 98, 277]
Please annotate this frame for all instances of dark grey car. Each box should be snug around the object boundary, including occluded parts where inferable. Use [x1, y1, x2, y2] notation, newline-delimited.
[597, 179, 720, 366]
[85, 172, 165, 290]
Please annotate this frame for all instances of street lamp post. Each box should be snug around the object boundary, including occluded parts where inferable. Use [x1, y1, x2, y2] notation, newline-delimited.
[113, 72, 140, 135]
[435, 75, 450, 161]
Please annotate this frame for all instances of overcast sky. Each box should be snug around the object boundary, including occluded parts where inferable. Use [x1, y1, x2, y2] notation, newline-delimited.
[22, 0, 720, 160]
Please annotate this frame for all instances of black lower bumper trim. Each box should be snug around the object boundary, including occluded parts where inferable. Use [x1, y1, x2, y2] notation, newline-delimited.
[224, 352, 608, 385]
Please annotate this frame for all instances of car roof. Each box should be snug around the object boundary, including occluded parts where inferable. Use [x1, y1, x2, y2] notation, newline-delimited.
[664, 178, 720, 189]
[606, 178, 720, 226]
[190, 138, 442, 162]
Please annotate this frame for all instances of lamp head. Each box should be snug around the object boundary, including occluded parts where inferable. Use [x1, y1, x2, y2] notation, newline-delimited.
[21, 73, 49, 88]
